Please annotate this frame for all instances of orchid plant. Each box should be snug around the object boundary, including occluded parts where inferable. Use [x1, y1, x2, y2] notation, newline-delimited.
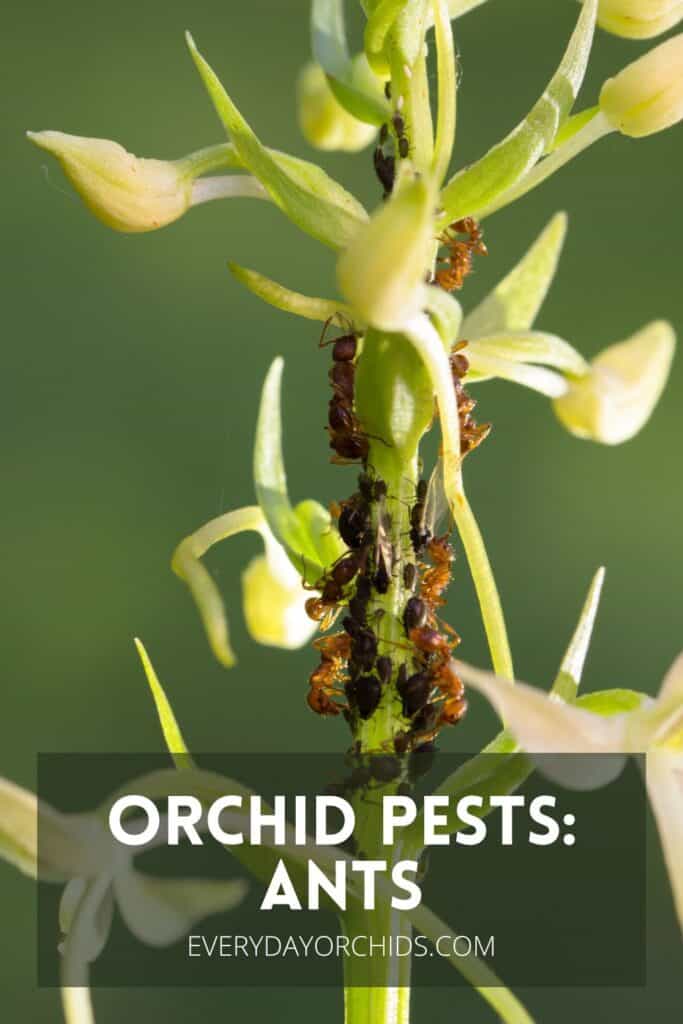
[3, 2, 683, 1023]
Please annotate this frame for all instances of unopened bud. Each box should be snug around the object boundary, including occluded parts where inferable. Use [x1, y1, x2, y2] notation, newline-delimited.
[27, 130, 192, 233]
[600, 33, 683, 136]
[297, 62, 377, 153]
[595, 0, 683, 39]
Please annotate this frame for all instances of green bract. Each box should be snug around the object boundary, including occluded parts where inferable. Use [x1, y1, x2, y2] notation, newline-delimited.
[439, 0, 598, 223]
[187, 32, 368, 249]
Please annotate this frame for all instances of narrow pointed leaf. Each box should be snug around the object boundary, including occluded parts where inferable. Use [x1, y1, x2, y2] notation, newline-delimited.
[552, 568, 605, 702]
[134, 639, 193, 767]
[229, 262, 353, 324]
[462, 213, 568, 338]
[187, 33, 367, 249]
[439, 0, 598, 222]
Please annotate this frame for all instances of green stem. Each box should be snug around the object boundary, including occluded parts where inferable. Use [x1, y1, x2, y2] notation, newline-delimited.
[358, 444, 418, 753]
[450, 488, 514, 679]
[177, 142, 242, 179]
[342, 904, 411, 1024]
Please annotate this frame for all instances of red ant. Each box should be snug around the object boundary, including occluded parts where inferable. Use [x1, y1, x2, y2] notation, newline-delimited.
[449, 340, 492, 458]
[319, 318, 369, 464]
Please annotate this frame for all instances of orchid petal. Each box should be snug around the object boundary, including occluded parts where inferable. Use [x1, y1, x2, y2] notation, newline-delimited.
[457, 660, 628, 754]
[114, 871, 247, 948]
[646, 751, 683, 932]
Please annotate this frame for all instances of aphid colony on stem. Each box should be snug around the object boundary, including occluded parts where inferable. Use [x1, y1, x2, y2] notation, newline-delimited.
[304, 332, 490, 763]
[303, 198, 492, 780]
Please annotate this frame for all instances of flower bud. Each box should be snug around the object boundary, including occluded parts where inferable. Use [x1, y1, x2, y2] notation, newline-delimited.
[297, 62, 377, 153]
[553, 320, 675, 444]
[595, 1, 683, 38]
[241, 531, 316, 650]
[26, 130, 192, 232]
[599, 33, 683, 136]
[337, 178, 435, 331]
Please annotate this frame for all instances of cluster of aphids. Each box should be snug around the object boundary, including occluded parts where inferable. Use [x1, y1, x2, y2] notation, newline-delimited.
[373, 84, 410, 199]
[305, 469, 393, 718]
[305, 459, 468, 755]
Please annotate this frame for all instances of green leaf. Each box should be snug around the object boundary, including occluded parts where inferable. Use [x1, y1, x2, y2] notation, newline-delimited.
[172, 505, 266, 668]
[186, 32, 367, 249]
[462, 212, 568, 338]
[552, 568, 605, 702]
[576, 689, 650, 716]
[311, 0, 390, 124]
[254, 358, 342, 583]
[229, 262, 353, 324]
[114, 871, 247, 948]
[439, 0, 597, 223]
[134, 639, 194, 768]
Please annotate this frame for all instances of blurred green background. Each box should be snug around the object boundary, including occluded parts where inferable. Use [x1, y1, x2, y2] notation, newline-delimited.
[1, 0, 681, 1019]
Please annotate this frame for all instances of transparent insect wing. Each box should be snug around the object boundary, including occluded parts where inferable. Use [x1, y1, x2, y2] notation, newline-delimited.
[425, 458, 451, 536]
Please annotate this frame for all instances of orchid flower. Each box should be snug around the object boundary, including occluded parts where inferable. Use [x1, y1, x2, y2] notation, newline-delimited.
[458, 653, 683, 932]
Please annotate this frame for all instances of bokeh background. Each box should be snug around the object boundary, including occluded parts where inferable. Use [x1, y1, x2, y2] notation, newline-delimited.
[2, 0, 681, 1019]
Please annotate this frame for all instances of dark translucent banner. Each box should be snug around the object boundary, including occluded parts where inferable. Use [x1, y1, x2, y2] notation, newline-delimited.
[37, 751, 646, 988]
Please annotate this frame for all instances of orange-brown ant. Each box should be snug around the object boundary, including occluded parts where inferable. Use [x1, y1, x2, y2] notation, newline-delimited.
[435, 217, 488, 292]
[419, 535, 454, 611]
[448, 341, 492, 458]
